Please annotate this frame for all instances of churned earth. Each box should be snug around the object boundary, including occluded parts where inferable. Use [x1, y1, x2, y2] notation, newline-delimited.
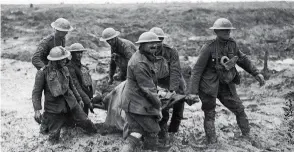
[1, 54, 294, 151]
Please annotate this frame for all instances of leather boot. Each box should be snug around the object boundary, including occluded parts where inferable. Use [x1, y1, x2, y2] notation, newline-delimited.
[48, 130, 60, 145]
[204, 110, 217, 144]
[143, 133, 171, 151]
[158, 123, 170, 145]
[121, 135, 142, 152]
[79, 119, 97, 135]
[158, 131, 170, 145]
[169, 132, 176, 143]
[143, 133, 158, 151]
[235, 111, 250, 137]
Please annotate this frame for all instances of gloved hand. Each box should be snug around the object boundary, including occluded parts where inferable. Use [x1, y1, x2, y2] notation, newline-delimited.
[34, 110, 42, 124]
[88, 102, 95, 113]
[185, 94, 200, 106]
[156, 108, 163, 122]
[111, 53, 119, 61]
[255, 74, 265, 86]
[92, 102, 105, 109]
[108, 76, 114, 85]
[158, 89, 166, 97]
[166, 90, 176, 99]
[79, 100, 84, 108]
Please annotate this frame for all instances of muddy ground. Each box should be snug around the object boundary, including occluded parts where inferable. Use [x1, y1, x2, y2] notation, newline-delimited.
[1, 44, 294, 152]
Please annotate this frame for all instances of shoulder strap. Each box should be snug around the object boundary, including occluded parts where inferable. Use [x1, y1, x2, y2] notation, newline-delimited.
[215, 40, 219, 66]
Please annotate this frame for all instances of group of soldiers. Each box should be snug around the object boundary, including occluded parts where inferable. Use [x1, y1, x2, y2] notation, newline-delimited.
[31, 17, 265, 151]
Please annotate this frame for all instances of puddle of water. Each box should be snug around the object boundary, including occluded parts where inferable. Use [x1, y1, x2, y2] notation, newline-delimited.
[275, 58, 294, 65]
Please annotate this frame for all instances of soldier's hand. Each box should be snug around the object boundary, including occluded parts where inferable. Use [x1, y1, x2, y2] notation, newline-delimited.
[185, 94, 200, 106]
[34, 110, 42, 124]
[164, 90, 176, 99]
[156, 108, 163, 122]
[111, 53, 116, 60]
[79, 100, 84, 108]
[89, 103, 95, 113]
[108, 77, 114, 85]
[255, 74, 265, 86]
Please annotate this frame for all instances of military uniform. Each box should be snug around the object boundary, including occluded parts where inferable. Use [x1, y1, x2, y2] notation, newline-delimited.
[32, 34, 65, 70]
[32, 63, 97, 142]
[109, 38, 136, 81]
[155, 44, 187, 136]
[67, 60, 93, 115]
[190, 38, 260, 143]
[122, 50, 161, 150]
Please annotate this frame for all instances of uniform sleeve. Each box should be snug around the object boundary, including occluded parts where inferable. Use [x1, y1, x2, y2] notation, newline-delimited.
[189, 44, 211, 95]
[32, 70, 45, 111]
[68, 66, 91, 105]
[133, 63, 161, 109]
[32, 40, 49, 70]
[168, 48, 182, 91]
[123, 45, 135, 61]
[235, 43, 259, 76]
[109, 58, 117, 79]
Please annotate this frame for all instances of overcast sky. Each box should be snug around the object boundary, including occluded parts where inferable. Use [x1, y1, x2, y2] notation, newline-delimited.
[1, 0, 293, 4]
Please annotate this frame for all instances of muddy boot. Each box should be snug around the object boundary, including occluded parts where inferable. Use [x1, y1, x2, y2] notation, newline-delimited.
[204, 110, 217, 144]
[143, 133, 171, 151]
[48, 130, 61, 145]
[235, 111, 250, 138]
[78, 119, 97, 135]
[158, 122, 170, 145]
[169, 132, 176, 144]
[40, 123, 49, 135]
[121, 135, 142, 152]
[158, 131, 170, 145]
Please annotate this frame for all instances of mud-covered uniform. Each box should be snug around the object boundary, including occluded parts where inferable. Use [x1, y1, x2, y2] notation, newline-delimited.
[155, 44, 187, 136]
[122, 49, 161, 150]
[189, 38, 260, 142]
[32, 63, 97, 142]
[109, 38, 136, 81]
[67, 59, 93, 115]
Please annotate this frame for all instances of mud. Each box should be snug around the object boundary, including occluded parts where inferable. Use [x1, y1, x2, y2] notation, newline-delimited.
[1, 56, 294, 151]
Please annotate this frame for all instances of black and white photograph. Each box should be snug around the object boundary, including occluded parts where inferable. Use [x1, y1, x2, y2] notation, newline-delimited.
[1, 0, 294, 151]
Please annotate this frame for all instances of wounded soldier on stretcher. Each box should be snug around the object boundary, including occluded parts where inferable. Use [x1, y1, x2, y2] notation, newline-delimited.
[91, 81, 199, 136]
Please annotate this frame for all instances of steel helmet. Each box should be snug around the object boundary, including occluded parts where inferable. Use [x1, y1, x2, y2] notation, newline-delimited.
[100, 28, 120, 41]
[51, 18, 74, 32]
[135, 32, 161, 44]
[209, 18, 236, 30]
[150, 27, 167, 38]
[68, 43, 87, 52]
[47, 46, 71, 61]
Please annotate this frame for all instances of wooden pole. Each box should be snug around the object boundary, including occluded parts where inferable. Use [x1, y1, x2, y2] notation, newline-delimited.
[263, 39, 278, 80]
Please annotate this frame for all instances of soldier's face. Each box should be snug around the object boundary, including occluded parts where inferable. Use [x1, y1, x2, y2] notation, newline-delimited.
[156, 38, 163, 48]
[72, 51, 83, 61]
[215, 29, 231, 40]
[106, 38, 116, 46]
[142, 42, 158, 55]
[57, 58, 67, 67]
[55, 30, 68, 38]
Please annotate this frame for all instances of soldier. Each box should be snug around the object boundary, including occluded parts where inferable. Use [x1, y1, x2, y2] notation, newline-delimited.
[187, 18, 265, 144]
[67, 43, 95, 115]
[32, 18, 73, 70]
[32, 46, 97, 144]
[150, 27, 187, 144]
[120, 32, 166, 152]
[100, 28, 136, 84]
